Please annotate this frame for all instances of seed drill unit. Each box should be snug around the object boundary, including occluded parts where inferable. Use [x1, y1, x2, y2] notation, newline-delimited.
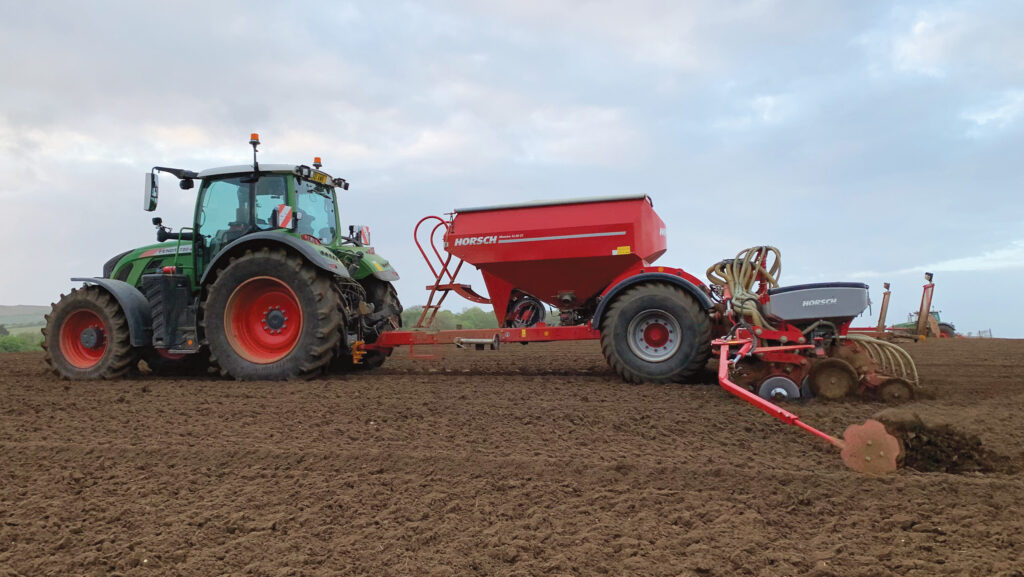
[353, 195, 913, 472]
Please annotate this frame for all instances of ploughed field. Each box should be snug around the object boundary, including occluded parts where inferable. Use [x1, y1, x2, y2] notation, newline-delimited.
[1, 338, 1022, 576]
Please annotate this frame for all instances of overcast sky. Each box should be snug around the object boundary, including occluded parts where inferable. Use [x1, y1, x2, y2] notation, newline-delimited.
[1, 1, 1021, 337]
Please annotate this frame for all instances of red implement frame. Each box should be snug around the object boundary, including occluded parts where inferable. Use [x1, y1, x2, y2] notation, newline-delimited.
[372, 323, 599, 350]
[713, 337, 901, 474]
[413, 215, 491, 329]
[713, 337, 842, 447]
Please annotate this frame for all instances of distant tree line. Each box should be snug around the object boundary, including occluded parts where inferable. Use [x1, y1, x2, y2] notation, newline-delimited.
[400, 306, 500, 330]
[0, 333, 43, 352]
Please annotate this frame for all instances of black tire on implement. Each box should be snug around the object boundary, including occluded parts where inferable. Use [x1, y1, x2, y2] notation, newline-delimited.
[600, 283, 712, 384]
[42, 286, 138, 379]
[202, 247, 343, 380]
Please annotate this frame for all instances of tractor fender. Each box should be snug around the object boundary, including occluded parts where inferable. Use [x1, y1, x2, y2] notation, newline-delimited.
[199, 232, 352, 286]
[70, 277, 153, 347]
[372, 268, 400, 282]
[592, 272, 714, 331]
[361, 252, 400, 282]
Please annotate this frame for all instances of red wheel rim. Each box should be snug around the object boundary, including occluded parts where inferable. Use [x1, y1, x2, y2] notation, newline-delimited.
[225, 277, 303, 364]
[59, 309, 107, 369]
[643, 323, 670, 348]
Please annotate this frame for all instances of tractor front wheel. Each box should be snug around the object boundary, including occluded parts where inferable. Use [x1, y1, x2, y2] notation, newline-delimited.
[203, 247, 343, 380]
[355, 279, 403, 370]
[600, 283, 711, 384]
[43, 286, 138, 379]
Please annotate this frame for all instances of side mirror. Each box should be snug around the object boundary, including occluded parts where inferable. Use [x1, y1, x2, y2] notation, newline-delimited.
[144, 171, 159, 211]
[179, 178, 194, 190]
[351, 225, 370, 245]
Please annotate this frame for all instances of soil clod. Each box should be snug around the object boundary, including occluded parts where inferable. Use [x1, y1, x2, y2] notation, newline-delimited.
[875, 409, 1016, 474]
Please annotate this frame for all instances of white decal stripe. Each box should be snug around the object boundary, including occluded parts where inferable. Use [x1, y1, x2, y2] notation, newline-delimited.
[497, 231, 627, 244]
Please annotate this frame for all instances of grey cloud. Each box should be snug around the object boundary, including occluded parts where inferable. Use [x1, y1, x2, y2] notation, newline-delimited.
[1, 0, 1022, 336]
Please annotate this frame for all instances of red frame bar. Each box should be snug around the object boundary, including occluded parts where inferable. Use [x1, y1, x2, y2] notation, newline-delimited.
[713, 338, 842, 448]
[368, 323, 601, 350]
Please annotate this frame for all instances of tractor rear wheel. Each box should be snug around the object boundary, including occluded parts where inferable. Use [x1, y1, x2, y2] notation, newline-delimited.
[43, 286, 138, 379]
[203, 247, 343, 380]
[600, 283, 711, 384]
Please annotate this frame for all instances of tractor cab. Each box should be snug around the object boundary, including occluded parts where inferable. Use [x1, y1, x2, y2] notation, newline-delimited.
[141, 134, 388, 284]
[187, 164, 344, 276]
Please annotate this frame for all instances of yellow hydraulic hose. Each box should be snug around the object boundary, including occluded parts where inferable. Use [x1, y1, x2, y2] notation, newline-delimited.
[706, 246, 781, 329]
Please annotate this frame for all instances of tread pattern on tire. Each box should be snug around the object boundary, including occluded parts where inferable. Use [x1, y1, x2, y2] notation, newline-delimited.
[360, 279, 402, 370]
[599, 282, 712, 384]
[201, 247, 343, 380]
[42, 286, 138, 380]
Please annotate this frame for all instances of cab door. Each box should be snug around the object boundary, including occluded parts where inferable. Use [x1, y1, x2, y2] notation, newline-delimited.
[193, 176, 252, 277]
[193, 174, 291, 278]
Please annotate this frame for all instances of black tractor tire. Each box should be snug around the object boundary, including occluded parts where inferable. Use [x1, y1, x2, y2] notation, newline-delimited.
[938, 323, 957, 338]
[600, 283, 712, 384]
[202, 247, 343, 380]
[42, 286, 138, 380]
[352, 278, 399, 371]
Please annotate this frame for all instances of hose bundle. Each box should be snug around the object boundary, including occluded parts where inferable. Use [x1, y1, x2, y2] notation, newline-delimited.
[706, 246, 782, 329]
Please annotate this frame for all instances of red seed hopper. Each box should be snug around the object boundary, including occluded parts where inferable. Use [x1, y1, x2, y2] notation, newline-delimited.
[445, 194, 668, 322]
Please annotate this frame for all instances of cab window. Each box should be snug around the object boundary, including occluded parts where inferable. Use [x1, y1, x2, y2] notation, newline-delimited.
[197, 177, 249, 258]
[255, 175, 288, 230]
[295, 177, 338, 244]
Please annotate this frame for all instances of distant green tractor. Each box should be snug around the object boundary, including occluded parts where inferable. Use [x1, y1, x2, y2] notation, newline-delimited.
[893, 311, 957, 339]
[43, 134, 402, 380]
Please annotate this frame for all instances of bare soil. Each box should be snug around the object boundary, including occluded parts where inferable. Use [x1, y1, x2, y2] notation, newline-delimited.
[1, 338, 1022, 576]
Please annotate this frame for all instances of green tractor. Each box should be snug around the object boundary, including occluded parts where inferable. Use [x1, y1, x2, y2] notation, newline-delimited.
[43, 134, 402, 380]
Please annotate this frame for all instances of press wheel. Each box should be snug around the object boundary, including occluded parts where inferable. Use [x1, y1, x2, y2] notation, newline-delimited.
[877, 378, 914, 403]
[808, 358, 858, 399]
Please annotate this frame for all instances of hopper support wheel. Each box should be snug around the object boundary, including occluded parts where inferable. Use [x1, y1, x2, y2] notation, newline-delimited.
[600, 282, 711, 384]
[808, 358, 858, 400]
